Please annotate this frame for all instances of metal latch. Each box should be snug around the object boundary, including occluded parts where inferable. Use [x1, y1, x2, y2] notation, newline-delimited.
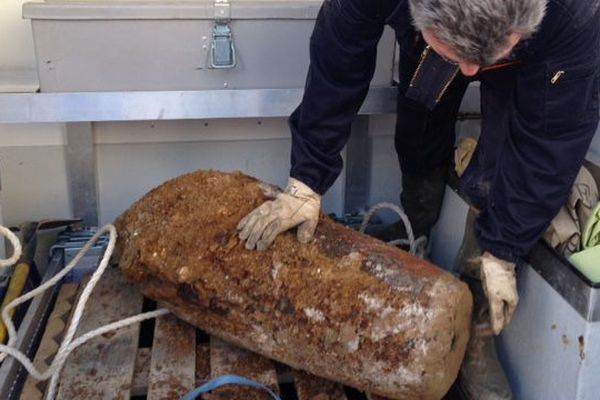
[211, 24, 236, 68]
[211, 0, 236, 69]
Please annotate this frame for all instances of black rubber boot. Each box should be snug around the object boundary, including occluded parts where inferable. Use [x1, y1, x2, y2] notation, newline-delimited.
[401, 166, 448, 238]
[454, 210, 512, 400]
[365, 166, 447, 244]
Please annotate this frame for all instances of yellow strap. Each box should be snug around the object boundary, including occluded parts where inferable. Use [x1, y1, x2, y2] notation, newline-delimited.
[0, 263, 30, 343]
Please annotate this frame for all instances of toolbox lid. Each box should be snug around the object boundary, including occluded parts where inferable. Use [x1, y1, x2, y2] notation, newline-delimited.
[23, 0, 323, 20]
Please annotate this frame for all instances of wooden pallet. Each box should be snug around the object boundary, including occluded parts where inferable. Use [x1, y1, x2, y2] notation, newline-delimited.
[17, 268, 379, 400]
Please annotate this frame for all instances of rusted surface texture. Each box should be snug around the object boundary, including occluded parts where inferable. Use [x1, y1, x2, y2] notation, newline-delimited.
[56, 268, 143, 400]
[196, 343, 211, 386]
[293, 369, 348, 400]
[131, 348, 151, 396]
[116, 170, 473, 400]
[147, 314, 196, 400]
[205, 338, 279, 400]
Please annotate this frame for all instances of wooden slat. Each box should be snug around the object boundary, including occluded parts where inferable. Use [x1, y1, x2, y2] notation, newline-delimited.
[293, 370, 348, 400]
[367, 394, 392, 400]
[56, 268, 143, 399]
[208, 338, 279, 399]
[131, 348, 151, 397]
[147, 314, 196, 400]
[196, 343, 210, 386]
[20, 284, 79, 400]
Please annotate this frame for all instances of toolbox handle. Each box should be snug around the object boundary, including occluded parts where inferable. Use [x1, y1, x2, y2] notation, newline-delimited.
[181, 374, 282, 400]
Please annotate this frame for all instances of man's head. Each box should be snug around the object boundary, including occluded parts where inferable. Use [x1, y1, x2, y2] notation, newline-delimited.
[409, 0, 546, 76]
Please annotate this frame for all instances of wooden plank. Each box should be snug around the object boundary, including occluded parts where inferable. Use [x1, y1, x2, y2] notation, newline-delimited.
[20, 284, 79, 400]
[208, 338, 279, 400]
[147, 314, 196, 400]
[366, 394, 392, 400]
[293, 370, 348, 400]
[119, 341, 213, 396]
[131, 348, 151, 397]
[196, 343, 210, 386]
[56, 268, 143, 400]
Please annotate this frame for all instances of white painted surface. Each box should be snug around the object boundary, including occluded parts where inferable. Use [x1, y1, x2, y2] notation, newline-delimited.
[0, 146, 72, 226]
[429, 187, 469, 272]
[366, 116, 402, 223]
[0, 0, 37, 70]
[0, 1, 65, 228]
[93, 119, 346, 224]
[498, 266, 600, 400]
[588, 127, 600, 166]
[0, 123, 65, 147]
[94, 118, 291, 144]
[0, 203, 4, 258]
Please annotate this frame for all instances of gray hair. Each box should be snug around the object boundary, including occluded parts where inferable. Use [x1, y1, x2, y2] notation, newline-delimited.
[408, 0, 546, 65]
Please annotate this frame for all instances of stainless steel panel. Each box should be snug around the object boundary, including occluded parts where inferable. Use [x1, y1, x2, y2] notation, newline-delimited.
[0, 88, 396, 123]
[66, 123, 98, 226]
[26, 17, 393, 92]
[23, 1, 323, 20]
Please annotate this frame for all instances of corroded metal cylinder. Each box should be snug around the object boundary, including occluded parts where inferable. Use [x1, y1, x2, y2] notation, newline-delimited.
[115, 170, 472, 400]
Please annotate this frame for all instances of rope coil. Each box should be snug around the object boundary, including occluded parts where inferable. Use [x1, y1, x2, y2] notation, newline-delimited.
[359, 202, 428, 258]
[0, 226, 22, 269]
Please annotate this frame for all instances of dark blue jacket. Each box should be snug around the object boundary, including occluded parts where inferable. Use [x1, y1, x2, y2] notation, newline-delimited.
[289, 0, 600, 262]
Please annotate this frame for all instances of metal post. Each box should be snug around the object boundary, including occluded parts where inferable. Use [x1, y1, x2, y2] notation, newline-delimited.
[65, 123, 98, 226]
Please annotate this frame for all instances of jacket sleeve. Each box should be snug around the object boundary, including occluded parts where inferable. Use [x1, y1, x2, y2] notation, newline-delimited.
[476, 14, 600, 262]
[289, 0, 386, 194]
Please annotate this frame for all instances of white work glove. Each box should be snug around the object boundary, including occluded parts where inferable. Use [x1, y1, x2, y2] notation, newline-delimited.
[479, 252, 519, 335]
[237, 177, 321, 251]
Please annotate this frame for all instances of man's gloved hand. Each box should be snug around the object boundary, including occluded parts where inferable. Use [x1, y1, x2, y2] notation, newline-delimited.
[479, 252, 519, 335]
[237, 177, 321, 251]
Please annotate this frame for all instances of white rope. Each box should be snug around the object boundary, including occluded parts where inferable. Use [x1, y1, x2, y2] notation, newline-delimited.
[0, 226, 22, 269]
[0, 223, 170, 400]
[359, 202, 428, 258]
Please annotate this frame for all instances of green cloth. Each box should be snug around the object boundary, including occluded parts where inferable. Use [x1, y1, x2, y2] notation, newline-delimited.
[582, 203, 600, 249]
[569, 246, 600, 283]
[569, 203, 600, 284]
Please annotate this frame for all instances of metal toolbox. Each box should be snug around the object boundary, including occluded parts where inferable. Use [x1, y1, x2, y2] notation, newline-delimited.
[23, 0, 396, 92]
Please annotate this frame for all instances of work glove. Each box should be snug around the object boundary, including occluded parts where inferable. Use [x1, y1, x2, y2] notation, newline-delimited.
[237, 177, 321, 251]
[479, 252, 518, 335]
[454, 137, 477, 177]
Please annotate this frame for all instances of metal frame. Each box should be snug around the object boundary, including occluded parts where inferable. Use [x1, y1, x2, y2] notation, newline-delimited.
[0, 249, 65, 400]
[0, 87, 397, 225]
[65, 123, 98, 227]
[0, 88, 396, 123]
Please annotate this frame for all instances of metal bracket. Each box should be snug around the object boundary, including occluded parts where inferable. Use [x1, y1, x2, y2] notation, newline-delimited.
[211, 0, 236, 69]
[214, 0, 230, 21]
